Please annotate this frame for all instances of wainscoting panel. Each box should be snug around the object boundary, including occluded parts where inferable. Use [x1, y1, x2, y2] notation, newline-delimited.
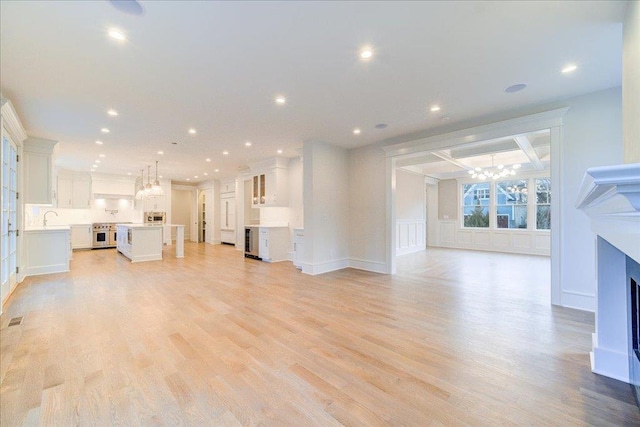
[397, 220, 427, 256]
[436, 220, 550, 256]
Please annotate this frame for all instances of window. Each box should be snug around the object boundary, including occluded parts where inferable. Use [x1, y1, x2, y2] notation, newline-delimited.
[535, 178, 551, 229]
[462, 183, 490, 228]
[495, 180, 528, 229]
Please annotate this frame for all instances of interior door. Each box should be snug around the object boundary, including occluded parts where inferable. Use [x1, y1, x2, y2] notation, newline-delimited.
[203, 189, 212, 243]
[1, 131, 18, 307]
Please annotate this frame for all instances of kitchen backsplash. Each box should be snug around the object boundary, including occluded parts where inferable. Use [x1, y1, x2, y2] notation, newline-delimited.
[25, 199, 143, 227]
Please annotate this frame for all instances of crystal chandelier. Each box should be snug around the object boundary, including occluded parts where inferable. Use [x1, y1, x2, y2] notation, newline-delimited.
[468, 155, 521, 181]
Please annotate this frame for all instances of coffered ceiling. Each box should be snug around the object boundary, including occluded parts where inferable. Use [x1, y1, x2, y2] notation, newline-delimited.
[0, 1, 626, 182]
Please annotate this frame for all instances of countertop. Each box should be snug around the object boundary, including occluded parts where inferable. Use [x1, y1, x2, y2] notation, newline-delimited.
[244, 224, 289, 228]
[24, 225, 71, 231]
[116, 223, 163, 229]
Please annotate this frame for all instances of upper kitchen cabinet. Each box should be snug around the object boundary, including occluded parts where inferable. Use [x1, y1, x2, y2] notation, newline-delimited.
[220, 178, 235, 194]
[57, 170, 91, 208]
[22, 137, 58, 205]
[92, 174, 135, 198]
[250, 157, 288, 208]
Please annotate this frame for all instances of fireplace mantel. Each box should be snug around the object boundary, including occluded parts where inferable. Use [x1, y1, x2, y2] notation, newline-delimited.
[576, 163, 640, 385]
[576, 163, 640, 263]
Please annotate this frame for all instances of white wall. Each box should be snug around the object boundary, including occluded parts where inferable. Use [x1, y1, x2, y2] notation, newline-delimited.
[288, 156, 303, 229]
[24, 199, 140, 227]
[395, 169, 426, 256]
[623, 0, 640, 163]
[426, 181, 439, 247]
[171, 189, 192, 240]
[347, 143, 388, 273]
[302, 141, 349, 274]
[560, 87, 623, 310]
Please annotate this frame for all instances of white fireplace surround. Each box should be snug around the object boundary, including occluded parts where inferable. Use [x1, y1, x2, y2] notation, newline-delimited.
[576, 162, 640, 383]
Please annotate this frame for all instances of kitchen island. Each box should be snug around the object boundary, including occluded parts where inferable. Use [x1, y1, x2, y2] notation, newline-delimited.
[24, 226, 71, 276]
[116, 224, 163, 263]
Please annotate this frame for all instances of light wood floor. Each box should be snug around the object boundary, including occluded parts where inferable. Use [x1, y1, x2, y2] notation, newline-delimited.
[1, 244, 638, 425]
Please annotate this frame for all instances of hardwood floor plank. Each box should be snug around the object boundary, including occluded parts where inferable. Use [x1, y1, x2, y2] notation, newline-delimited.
[1, 244, 638, 425]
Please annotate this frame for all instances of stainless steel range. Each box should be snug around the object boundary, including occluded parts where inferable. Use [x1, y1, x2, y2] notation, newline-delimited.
[92, 222, 131, 249]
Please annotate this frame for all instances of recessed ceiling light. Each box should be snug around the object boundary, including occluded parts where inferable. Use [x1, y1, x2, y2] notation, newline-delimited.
[215, 169, 219, 172]
[204, 172, 208, 176]
[127, 172, 132, 175]
[360, 48, 373, 60]
[353, 128, 361, 135]
[95, 140, 103, 145]
[275, 96, 286, 105]
[107, 109, 118, 117]
[186, 178, 190, 181]
[99, 154, 106, 158]
[504, 83, 527, 93]
[108, 28, 126, 42]
[430, 105, 441, 112]
[101, 128, 110, 133]
[194, 176, 198, 179]
[188, 128, 196, 134]
[159, 175, 163, 178]
[206, 158, 211, 162]
[157, 151, 164, 155]
[245, 141, 252, 147]
[222, 151, 229, 155]
[277, 149, 283, 154]
[562, 64, 577, 74]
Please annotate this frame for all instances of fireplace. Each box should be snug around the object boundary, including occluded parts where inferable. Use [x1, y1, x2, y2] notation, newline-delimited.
[576, 163, 640, 398]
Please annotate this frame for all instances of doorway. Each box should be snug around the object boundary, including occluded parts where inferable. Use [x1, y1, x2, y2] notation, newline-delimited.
[1, 131, 18, 307]
[198, 190, 206, 242]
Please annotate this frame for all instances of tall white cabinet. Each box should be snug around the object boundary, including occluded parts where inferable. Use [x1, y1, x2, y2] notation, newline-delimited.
[220, 178, 236, 245]
[22, 137, 57, 205]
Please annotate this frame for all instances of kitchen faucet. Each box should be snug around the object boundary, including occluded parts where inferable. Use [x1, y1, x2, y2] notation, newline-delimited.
[43, 210, 58, 227]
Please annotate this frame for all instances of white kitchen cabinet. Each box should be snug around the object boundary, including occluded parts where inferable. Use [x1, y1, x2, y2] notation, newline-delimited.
[57, 170, 91, 208]
[143, 195, 166, 212]
[23, 227, 70, 276]
[251, 169, 288, 207]
[71, 224, 92, 249]
[220, 178, 235, 194]
[250, 157, 289, 208]
[92, 176, 135, 197]
[23, 138, 57, 205]
[258, 226, 289, 262]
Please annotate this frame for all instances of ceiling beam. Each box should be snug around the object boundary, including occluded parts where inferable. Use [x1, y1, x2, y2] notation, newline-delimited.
[431, 150, 472, 171]
[513, 135, 544, 170]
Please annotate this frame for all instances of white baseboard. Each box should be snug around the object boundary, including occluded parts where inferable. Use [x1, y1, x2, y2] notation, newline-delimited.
[24, 264, 70, 277]
[349, 258, 388, 274]
[591, 342, 631, 383]
[301, 258, 349, 275]
[561, 290, 595, 312]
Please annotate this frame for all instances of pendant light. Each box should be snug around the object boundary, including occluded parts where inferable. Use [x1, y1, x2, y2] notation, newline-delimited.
[151, 160, 164, 196]
[135, 169, 146, 200]
[144, 165, 153, 194]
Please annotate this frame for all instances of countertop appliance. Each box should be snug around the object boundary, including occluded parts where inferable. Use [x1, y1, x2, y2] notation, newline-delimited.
[92, 222, 131, 249]
[244, 226, 260, 260]
[144, 212, 166, 224]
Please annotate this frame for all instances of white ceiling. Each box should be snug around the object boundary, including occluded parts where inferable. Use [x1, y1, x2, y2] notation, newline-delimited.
[398, 130, 550, 180]
[0, 1, 626, 182]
